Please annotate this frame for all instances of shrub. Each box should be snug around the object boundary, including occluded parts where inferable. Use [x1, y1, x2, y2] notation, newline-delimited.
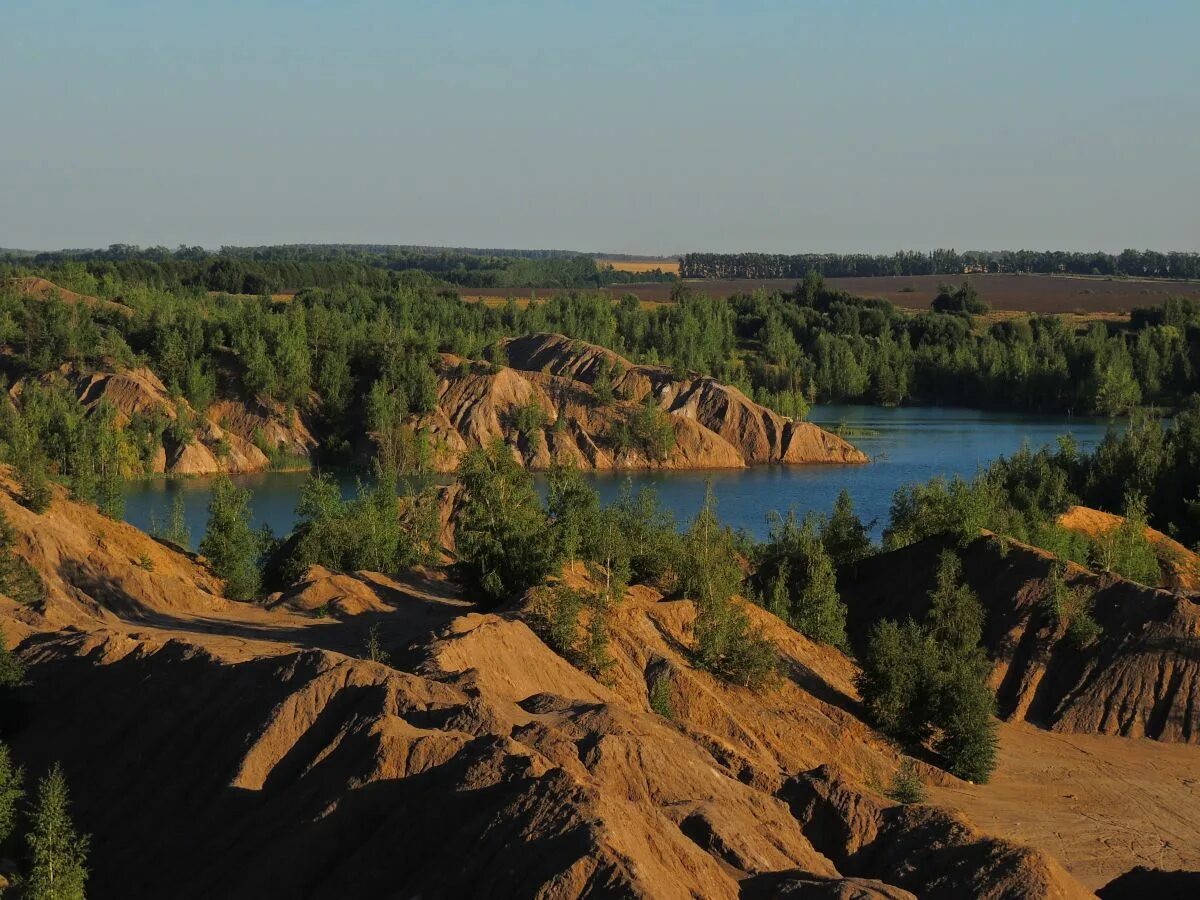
[510, 399, 548, 448]
[286, 471, 439, 581]
[0, 625, 25, 688]
[622, 395, 675, 461]
[886, 759, 926, 805]
[648, 670, 675, 719]
[364, 623, 390, 665]
[1039, 562, 1103, 649]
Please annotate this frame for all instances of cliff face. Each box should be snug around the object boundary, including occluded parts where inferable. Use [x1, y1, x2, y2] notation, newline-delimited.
[416, 333, 867, 471]
[0, 477, 1089, 899]
[841, 534, 1200, 744]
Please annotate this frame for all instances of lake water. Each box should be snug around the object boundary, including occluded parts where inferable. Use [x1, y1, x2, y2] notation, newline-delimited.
[122, 405, 1116, 549]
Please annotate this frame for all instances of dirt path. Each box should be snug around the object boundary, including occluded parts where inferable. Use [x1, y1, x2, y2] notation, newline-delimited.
[928, 721, 1200, 890]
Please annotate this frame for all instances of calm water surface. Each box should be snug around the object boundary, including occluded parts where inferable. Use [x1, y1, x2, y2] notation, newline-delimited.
[122, 405, 1116, 549]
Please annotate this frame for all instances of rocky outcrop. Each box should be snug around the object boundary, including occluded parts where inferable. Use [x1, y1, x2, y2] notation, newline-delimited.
[68, 367, 271, 475]
[415, 334, 867, 471]
[207, 396, 317, 463]
[841, 534, 1200, 744]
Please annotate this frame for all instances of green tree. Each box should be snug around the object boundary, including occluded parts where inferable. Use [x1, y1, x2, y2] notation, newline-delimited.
[936, 660, 999, 782]
[792, 535, 847, 649]
[857, 618, 940, 744]
[8, 414, 52, 513]
[198, 476, 262, 600]
[0, 741, 24, 846]
[154, 492, 192, 548]
[822, 489, 873, 566]
[25, 763, 89, 900]
[685, 486, 776, 688]
[546, 462, 601, 562]
[0, 510, 45, 606]
[858, 552, 998, 783]
[0, 625, 25, 688]
[756, 511, 848, 647]
[456, 440, 559, 601]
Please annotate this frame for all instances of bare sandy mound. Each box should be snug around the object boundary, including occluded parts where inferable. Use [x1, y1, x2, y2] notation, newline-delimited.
[416, 333, 866, 471]
[841, 534, 1200, 743]
[1058, 505, 1200, 592]
[2, 276, 133, 317]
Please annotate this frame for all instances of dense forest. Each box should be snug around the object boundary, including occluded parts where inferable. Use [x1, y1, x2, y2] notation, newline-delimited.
[680, 249, 1200, 280]
[2, 261, 1198, 456]
[0, 244, 675, 294]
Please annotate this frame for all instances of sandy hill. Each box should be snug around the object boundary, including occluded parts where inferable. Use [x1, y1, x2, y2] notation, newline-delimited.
[0, 475, 1113, 898]
[2, 276, 133, 317]
[1058, 505, 1200, 593]
[840, 533, 1200, 744]
[416, 333, 867, 471]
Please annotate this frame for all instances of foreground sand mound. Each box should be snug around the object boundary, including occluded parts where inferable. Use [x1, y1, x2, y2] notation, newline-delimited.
[417, 333, 866, 471]
[841, 534, 1200, 743]
[0, 489, 1089, 898]
[9, 606, 1086, 899]
[1058, 505, 1200, 592]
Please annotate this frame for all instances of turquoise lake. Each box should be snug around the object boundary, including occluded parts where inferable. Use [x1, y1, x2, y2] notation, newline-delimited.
[121, 405, 1116, 549]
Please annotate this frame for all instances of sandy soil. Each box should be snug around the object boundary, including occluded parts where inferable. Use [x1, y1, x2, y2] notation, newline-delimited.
[596, 257, 680, 274]
[929, 721, 1200, 890]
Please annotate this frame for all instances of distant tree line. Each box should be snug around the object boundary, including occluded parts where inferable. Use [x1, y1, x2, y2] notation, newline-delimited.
[680, 249, 1200, 280]
[0, 245, 676, 295]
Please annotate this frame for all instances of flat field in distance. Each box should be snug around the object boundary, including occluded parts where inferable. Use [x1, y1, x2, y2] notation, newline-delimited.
[466, 272, 1200, 315]
[595, 256, 680, 274]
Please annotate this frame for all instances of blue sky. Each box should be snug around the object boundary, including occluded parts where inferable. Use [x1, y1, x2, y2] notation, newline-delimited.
[2, 1, 1197, 253]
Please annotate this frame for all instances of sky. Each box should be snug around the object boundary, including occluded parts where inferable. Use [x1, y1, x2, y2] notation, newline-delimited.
[2, 0, 1197, 255]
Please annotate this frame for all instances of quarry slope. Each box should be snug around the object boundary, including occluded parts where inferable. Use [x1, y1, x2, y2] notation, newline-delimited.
[841, 534, 1200, 744]
[0, 478, 1098, 899]
[416, 333, 867, 471]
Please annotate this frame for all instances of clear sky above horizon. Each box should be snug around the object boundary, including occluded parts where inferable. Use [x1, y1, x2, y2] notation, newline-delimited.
[3, 1, 1197, 255]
